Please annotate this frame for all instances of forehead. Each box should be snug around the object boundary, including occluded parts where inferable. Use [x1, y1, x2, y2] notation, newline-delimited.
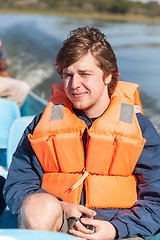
[63, 52, 99, 72]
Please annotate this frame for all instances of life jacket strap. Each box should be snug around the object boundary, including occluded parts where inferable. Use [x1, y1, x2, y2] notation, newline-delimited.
[67, 170, 89, 192]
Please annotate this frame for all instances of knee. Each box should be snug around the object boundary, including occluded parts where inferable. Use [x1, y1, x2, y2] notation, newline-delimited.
[19, 192, 63, 231]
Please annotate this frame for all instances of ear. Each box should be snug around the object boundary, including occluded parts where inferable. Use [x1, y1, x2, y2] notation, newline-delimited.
[104, 74, 112, 85]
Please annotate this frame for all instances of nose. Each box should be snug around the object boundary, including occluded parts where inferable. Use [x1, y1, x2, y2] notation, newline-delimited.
[70, 74, 81, 89]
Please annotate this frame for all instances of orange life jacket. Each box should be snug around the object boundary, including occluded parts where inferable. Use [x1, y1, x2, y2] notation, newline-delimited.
[28, 81, 146, 209]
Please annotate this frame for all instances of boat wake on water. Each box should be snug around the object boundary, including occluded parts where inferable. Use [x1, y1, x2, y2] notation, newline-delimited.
[1, 21, 61, 100]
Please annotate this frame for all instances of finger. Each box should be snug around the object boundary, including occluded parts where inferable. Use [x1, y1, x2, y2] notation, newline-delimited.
[80, 207, 96, 218]
[69, 228, 95, 239]
[74, 221, 94, 234]
[81, 217, 99, 226]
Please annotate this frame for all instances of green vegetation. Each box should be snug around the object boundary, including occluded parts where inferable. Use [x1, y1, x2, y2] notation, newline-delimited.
[0, 0, 160, 22]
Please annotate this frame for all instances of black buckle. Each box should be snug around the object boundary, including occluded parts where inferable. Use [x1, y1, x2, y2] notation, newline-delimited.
[67, 216, 80, 230]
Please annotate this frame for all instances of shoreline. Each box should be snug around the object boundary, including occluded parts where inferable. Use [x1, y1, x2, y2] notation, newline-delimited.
[0, 8, 160, 24]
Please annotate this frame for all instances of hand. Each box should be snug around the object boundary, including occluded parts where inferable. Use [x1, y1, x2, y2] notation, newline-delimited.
[69, 217, 117, 240]
[60, 202, 96, 219]
[60, 202, 96, 233]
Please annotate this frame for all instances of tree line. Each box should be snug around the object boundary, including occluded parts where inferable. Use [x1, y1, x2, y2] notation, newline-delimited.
[0, 0, 160, 17]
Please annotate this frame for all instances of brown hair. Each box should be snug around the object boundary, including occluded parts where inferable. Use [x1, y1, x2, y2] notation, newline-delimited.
[56, 27, 119, 98]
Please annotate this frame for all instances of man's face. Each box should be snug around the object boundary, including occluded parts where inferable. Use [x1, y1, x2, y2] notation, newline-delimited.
[62, 52, 111, 118]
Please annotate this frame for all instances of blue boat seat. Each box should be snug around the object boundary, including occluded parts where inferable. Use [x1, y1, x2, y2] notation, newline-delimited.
[0, 229, 79, 239]
[7, 116, 35, 170]
[0, 98, 20, 149]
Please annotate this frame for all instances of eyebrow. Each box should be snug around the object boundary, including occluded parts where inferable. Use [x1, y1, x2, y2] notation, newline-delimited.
[78, 69, 93, 73]
[63, 69, 93, 74]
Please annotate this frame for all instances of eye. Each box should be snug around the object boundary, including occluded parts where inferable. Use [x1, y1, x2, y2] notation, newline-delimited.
[63, 73, 73, 80]
[80, 73, 90, 77]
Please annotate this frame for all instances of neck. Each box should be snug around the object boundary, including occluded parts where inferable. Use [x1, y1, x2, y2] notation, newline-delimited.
[84, 97, 110, 118]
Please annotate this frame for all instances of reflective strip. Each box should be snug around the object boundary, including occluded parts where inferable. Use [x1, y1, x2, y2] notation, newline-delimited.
[50, 104, 65, 121]
[134, 105, 142, 114]
[120, 103, 133, 123]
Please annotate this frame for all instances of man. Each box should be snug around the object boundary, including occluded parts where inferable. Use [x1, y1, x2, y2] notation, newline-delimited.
[0, 38, 30, 107]
[3, 27, 160, 239]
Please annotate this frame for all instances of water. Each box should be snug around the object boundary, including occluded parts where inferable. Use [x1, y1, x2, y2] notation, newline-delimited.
[0, 14, 160, 130]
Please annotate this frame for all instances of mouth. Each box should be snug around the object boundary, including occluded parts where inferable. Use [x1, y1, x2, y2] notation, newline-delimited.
[71, 92, 86, 98]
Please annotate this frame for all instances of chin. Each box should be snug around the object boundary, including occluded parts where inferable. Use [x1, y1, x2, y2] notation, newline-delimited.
[74, 105, 84, 110]
[73, 104, 85, 110]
